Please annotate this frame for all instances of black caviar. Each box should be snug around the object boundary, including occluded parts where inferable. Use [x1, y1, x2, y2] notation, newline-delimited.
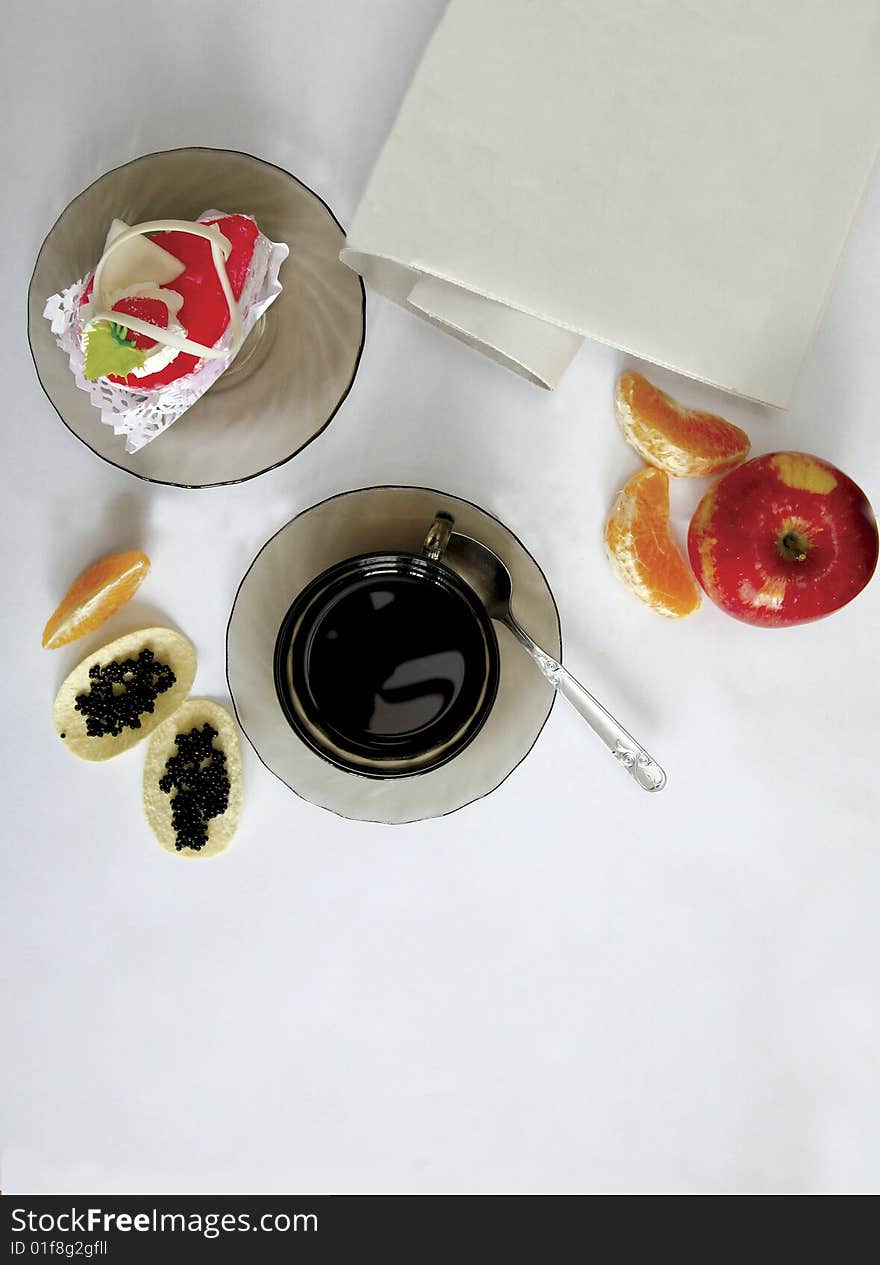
[74, 649, 176, 737]
[159, 724, 230, 852]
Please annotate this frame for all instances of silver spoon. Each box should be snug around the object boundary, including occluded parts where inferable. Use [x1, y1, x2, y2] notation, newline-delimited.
[446, 532, 667, 792]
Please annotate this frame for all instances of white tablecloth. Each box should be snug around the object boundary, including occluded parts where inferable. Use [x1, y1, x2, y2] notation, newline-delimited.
[2, 0, 879, 1194]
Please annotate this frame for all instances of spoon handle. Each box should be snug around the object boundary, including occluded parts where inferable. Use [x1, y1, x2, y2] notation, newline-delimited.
[503, 617, 667, 792]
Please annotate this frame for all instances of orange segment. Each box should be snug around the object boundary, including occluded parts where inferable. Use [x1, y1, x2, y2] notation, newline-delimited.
[616, 371, 750, 478]
[605, 467, 700, 618]
[42, 550, 150, 649]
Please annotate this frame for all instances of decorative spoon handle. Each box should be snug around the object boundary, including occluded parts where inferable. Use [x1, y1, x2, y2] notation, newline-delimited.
[503, 616, 667, 792]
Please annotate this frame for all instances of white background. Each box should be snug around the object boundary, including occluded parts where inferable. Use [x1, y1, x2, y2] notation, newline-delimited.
[2, 0, 878, 1194]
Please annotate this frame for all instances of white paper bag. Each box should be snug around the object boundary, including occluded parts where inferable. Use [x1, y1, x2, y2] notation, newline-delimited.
[342, 0, 880, 406]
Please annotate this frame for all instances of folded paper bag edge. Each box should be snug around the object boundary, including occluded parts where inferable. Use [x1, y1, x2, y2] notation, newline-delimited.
[340, 246, 790, 408]
[340, 247, 582, 388]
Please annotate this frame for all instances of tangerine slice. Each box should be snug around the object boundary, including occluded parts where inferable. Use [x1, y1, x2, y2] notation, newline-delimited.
[616, 371, 750, 478]
[42, 550, 150, 649]
[605, 467, 700, 618]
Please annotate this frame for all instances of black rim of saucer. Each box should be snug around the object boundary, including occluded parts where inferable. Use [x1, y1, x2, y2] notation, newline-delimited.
[27, 146, 367, 490]
[225, 485, 562, 824]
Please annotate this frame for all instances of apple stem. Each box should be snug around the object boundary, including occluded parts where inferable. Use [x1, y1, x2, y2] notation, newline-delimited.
[779, 531, 809, 563]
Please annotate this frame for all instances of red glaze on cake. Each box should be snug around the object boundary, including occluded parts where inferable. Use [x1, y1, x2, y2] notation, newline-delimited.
[79, 214, 259, 388]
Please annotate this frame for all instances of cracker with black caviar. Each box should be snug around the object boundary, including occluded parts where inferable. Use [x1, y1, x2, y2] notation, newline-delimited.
[143, 700, 242, 858]
[53, 628, 196, 760]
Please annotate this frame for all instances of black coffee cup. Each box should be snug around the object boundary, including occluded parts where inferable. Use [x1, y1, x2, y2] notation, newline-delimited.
[273, 513, 500, 777]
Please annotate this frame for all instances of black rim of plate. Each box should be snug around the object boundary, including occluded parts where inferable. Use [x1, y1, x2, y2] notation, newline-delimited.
[27, 146, 367, 490]
[225, 485, 562, 824]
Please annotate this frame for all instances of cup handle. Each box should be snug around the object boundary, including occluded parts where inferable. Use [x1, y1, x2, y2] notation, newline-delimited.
[421, 511, 455, 562]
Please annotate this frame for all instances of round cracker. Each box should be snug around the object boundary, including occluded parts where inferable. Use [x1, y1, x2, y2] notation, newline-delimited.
[53, 627, 196, 761]
[143, 699, 242, 858]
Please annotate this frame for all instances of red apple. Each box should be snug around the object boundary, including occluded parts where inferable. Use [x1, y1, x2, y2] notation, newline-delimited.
[688, 452, 878, 627]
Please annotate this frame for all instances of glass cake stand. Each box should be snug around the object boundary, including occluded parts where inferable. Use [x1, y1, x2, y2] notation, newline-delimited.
[28, 147, 366, 487]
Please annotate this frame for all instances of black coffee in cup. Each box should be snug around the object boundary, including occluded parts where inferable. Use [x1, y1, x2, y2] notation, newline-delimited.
[274, 515, 499, 777]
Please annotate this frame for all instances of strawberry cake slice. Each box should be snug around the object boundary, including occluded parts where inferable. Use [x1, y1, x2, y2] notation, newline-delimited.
[44, 211, 288, 452]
